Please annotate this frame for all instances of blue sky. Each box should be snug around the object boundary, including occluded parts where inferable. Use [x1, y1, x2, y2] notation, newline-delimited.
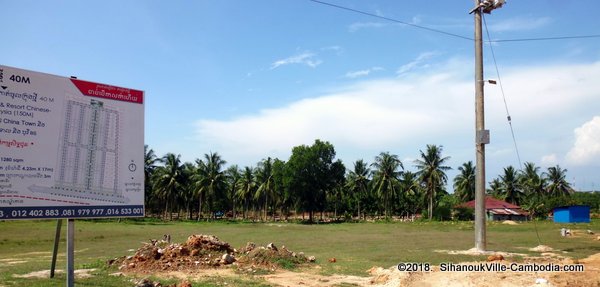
[2, 0, 599, 191]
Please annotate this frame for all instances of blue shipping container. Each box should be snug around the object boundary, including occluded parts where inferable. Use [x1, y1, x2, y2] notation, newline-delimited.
[553, 205, 591, 223]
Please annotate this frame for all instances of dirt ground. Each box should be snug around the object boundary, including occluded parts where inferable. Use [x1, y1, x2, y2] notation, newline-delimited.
[127, 251, 600, 287]
[365, 253, 600, 287]
[117, 234, 599, 287]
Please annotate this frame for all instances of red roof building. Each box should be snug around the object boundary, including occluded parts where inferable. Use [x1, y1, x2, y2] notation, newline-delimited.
[460, 196, 529, 221]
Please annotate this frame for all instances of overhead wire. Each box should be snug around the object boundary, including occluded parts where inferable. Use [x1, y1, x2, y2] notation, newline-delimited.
[308, 0, 600, 43]
[482, 13, 541, 246]
[482, 14, 522, 170]
[489, 34, 600, 43]
[308, 0, 474, 41]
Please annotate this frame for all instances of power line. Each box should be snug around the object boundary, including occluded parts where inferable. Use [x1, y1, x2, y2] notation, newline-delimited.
[482, 14, 522, 171]
[308, 0, 474, 41]
[488, 34, 600, 43]
[483, 14, 542, 246]
[309, 0, 600, 43]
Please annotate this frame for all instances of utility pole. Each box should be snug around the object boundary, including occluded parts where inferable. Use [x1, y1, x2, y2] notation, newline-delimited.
[470, 0, 504, 252]
[473, 0, 486, 252]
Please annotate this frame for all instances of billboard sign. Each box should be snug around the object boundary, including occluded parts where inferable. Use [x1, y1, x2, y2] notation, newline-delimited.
[0, 65, 144, 219]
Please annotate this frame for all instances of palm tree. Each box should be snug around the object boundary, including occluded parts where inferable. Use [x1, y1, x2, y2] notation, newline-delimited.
[544, 165, 574, 197]
[488, 178, 502, 196]
[180, 162, 197, 219]
[225, 165, 241, 219]
[194, 152, 227, 220]
[346, 160, 370, 220]
[453, 161, 475, 203]
[255, 158, 274, 221]
[519, 162, 547, 200]
[271, 158, 289, 220]
[144, 145, 162, 213]
[499, 166, 524, 205]
[152, 153, 183, 220]
[144, 145, 160, 182]
[415, 145, 451, 220]
[236, 166, 256, 219]
[371, 152, 403, 218]
[399, 171, 421, 218]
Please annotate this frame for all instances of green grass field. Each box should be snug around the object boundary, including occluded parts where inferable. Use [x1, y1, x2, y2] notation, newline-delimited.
[0, 219, 598, 286]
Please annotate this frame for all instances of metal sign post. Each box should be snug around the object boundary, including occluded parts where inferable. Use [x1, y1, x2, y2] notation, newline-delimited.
[50, 219, 63, 278]
[67, 219, 75, 287]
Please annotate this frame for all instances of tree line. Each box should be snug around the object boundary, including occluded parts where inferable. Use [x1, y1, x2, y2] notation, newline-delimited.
[144, 139, 597, 222]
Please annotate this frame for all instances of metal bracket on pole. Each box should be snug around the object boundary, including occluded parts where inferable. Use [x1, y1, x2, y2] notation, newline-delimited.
[476, 130, 490, 145]
[67, 219, 75, 287]
[50, 219, 63, 278]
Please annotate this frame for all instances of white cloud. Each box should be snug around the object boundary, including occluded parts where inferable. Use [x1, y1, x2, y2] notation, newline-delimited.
[396, 52, 438, 75]
[195, 58, 472, 163]
[541, 154, 559, 167]
[566, 116, 600, 166]
[348, 22, 386, 32]
[487, 17, 551, 32]
[194, 59, 600, 169]
[270, 52, 322, 69]
[321, 45, 342, 52]
[484, 62, 600, 122]
[345, 67, 383, 79]
[410, 15, 422, 25]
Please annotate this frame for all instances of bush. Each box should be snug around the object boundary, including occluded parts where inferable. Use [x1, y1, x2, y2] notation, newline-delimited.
[453, 206, 474, 221]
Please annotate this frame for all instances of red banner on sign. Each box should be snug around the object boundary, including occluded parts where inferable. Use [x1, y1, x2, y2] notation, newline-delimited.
[70, 79, 143, 104]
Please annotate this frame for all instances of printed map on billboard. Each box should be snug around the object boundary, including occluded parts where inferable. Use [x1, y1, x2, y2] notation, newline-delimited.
[0, 65, 144, 219]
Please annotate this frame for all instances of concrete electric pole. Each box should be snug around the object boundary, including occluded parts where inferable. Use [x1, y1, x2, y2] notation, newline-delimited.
[471, 0, 505, 252]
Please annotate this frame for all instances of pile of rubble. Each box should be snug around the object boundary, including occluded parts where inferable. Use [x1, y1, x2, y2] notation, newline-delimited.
[114, 234, 314, 273]
[133, 278, 192, 287]
[236, 242, 315, 272]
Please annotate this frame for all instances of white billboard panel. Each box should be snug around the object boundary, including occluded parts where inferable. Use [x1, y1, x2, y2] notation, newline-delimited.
[0, 65, 144, 219]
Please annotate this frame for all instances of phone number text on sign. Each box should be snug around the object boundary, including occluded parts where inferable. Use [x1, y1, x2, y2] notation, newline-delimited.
[0, 205, 143, 219]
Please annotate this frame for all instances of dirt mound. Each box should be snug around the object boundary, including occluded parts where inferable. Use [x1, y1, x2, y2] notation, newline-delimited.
[236, 244, 310, 272]
[114, 235, 312, 274]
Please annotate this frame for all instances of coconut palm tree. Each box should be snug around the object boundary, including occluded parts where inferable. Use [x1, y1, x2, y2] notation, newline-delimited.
[152, 153, 183, 220]
[194, 152, 227, 220]
[346, 159, 370, 220]
[372, 152, 403, 218]
[236, 166, 256, 219]
[519, 162, 547, 199]
[255, 158, 274, 221]
[499, 166, 524, 205]
[180, 162, 197, 219]
[415, 145, 451, 220]
[488, 178, 502, 196]
[144, 145, 162, 213]
[399, 171, 422, 218]
[453, 161, 475, 203]
[225, 165, 241, 219]
[544, 165, 574, 197]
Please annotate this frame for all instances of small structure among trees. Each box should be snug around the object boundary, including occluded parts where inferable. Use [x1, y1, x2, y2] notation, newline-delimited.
[553, 205, 591, 223]
[460, 196, 529, 221]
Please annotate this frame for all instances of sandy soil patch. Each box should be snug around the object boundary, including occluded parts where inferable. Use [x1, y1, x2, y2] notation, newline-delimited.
[529, 245, 554, 252]
[435, 248, 527, 257]
[366, 253, 600, 287]
[0, 258, 27, 265]
[264, 270, 369, 287]
[13, 268, 97, 279]
[138, 252, 600, 287]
